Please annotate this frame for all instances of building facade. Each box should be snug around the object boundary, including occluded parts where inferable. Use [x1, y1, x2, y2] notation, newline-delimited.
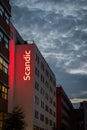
[0, 0, 11, 129]
[79, 101, 87, 130]
[56, 85, 73, 130]
[9, 26, 56, 130]
[73, 108, 84, 130]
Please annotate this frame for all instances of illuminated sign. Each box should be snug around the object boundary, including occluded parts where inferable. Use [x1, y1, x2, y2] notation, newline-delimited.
[23, 50, 31, 80]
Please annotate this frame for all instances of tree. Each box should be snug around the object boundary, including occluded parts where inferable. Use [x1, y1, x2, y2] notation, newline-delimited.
[4, 106, 26, 130]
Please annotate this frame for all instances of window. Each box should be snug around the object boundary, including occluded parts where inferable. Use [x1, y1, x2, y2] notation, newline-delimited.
[53, 111, 55, 117]
[34, 110, 39, 119]
[4, 12, 10, 24]
[53, 101, 56, 107]
[0, 30, 3, 41]
[45, 117, 48, 124]
[35, 54, 39, 64]
[49, 108, 52, 115]
[0, 121, 3, 130]
[40, 87, 45, 96]
[0, 30, 9, 49]
[0, 4, 10, 25]
[50, 75, 53, 82]
[40, 114, 44, 122]
[41, 101, 44, 109]
[35, 81, 39, 91]
[0, 56, 8, 74]
[4, 35, 9, 49]
[53, 80, 56, 87]
[45, 93, 49, 101]
[50, 97, 52, 104]
[0, 84, 8, 100]
[45, 105, 49, 112]
[34, 96, 39, 105]
[45, 81, 49, 88]
[41, 62, 44, 71]
[0, 112, 7, 129]
[50, 119, 52, 126]
[54, 91, 56, 97]
[50, 86, 52, 93]
[46, 69, 49, 78]
[53, 122, 56, 128]
[0, 4, 4, 16]
[35, 67, 39, 77]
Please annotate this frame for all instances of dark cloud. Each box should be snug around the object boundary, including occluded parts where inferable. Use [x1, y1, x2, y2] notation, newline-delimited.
[10, 0, 87, 106]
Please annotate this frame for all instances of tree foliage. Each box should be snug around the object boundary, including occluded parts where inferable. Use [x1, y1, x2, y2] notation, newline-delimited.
[4, 106, 26, 130]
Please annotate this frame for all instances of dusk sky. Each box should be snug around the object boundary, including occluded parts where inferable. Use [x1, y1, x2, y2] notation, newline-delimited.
[10, 0, 87, 107]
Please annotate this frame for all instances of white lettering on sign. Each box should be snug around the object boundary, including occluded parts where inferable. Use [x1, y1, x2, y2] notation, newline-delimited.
[23, 50, 31, 80]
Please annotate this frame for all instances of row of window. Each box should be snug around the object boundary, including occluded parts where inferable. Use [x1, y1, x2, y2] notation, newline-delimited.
[35, 70, 56, 96]
[34, 96, 56, 117]
[0, 29, 9, 49]
[0, 56, 8, 74]
[35, 81, 56, 99]
[0, 3, 10, 25]
[35, 67, 56, 88]
[35, 85, 56, 107]
[35, 54, 56, 87]
[34, 110, 56, 127]
[0, 84, 8, 100]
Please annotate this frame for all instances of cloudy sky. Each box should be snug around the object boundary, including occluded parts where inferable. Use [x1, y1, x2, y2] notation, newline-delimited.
[10, 0, 87, 107]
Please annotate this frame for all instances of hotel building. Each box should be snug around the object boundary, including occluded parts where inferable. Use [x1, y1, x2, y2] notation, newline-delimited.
[9, 25, 56, 130]
[0, 0, 11, 129]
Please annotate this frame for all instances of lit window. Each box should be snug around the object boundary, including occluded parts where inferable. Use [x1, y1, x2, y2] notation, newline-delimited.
[0, 112, 7, 129]
[0, 121, 3, 129]
[0, 85, 8, 100]
[0, 56, 8, 74]
[40, 114, 44, 122]
[2, 86, 4, 92]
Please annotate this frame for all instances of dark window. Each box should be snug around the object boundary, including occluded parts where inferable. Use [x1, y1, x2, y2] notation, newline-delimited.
[41, 101, 44, 109]
[41, 62, 44, 71]
[34, 110, 39, 119]
[35, 81, 39, 91]
[45, 117, 48, 124]
[45, 105, 49, 112]
[0, 56, 8, 74]
[40, 114, 44, 122]
[34, 96, 39, 105]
